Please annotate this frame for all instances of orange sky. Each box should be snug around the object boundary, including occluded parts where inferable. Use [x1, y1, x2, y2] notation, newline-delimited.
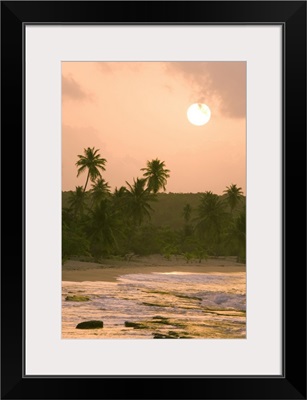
[62, 62, 246, 194]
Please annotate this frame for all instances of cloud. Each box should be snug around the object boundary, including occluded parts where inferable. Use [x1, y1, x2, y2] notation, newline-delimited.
[62, 74, 93, 101]
[166, 62, 246, 118]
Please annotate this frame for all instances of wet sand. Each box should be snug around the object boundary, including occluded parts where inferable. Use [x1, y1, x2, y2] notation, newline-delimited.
[62, 255, 245, 282]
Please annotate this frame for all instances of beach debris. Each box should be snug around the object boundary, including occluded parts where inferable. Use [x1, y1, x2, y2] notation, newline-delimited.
[76, 320, 103, 329]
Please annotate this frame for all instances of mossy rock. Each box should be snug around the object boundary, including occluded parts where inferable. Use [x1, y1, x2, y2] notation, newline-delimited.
[124, 321, 148, 329]
[153, 333, 166, 339]
[153, 330, 186, 339]
[65, 295, 90, 302]
[167, 331, 181, 338]
[76, 320, 103, 329]
[153, 333, 175, 339]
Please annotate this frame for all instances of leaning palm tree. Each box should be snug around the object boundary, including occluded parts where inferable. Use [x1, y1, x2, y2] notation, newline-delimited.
[76, 147, 107, 192]
[223, 183, 244, 213]
[141, 158, 170, 193]
[90, 178, 111, 207]
[125, 178, 157, 226]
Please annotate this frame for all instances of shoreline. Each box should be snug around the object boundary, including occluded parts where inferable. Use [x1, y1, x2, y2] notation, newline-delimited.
[62, 255, 246, 283]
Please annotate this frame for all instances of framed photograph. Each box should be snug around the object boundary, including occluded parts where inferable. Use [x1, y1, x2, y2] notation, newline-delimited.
[1, 1, 306, 399]
[60, 59, 247, 342]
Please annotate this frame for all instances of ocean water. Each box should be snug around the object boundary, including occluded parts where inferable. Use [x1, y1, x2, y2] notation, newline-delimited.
[62, 271, 246, 339]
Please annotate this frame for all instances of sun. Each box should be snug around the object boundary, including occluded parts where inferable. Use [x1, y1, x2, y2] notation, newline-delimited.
[187, 103, 211, 126]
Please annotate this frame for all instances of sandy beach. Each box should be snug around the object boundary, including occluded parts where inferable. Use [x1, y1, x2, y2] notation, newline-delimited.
[62, 254, 245, 282]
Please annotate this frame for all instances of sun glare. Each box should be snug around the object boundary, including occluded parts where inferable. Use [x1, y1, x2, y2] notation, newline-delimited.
[187, 103, 211, 126]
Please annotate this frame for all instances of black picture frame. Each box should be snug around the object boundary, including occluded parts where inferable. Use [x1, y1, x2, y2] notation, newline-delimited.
[1, 1, 306, 399]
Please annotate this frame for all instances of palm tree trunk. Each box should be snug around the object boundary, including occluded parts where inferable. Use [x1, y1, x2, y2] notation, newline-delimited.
[84, 171, 90, 192]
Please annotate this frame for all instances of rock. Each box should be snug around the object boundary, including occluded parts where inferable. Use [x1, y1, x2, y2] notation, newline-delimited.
[153, 331, 181, 339]
[65, 295, 90, 302]
[153, 333, 173, 339]
[168, 331, 180, 337]
[124, 321, 148, 329]
[76, 320, 103, 329]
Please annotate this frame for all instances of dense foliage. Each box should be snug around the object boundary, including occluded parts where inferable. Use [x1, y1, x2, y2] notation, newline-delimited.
[62, 148, 246, 263]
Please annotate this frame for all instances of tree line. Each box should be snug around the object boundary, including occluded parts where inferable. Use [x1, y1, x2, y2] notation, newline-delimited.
[62, 147, 246, 263]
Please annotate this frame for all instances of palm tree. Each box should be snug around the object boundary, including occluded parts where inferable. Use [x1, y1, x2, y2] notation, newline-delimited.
[62, 222, 90, 261]
[86, 199, 120, 256]
[125, 178, 157, 225]
[111, 186, 129, 215]
[223, 183, 244, 213]
[182, 203, 192, 224]
[68, 186, 87, 217]
[141, 158, 170, 193]
[226, 210, 246, 262]
[195, 191, 228, 254]
[90, 178, 111, 206]
[76, 147, 107, 192]
[113, 186, 128, 202]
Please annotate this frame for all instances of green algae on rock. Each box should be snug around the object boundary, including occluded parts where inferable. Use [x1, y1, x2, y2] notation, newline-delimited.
[65, 295, 90, 302]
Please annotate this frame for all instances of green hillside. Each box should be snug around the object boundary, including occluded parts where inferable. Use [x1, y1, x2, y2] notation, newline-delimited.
[148, 193, 202, 229]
